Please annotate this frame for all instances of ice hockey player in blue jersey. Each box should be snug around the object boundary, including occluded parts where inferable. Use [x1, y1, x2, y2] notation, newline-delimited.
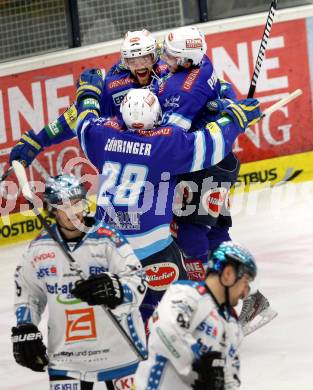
[100, 29, 169, 118]
[155, 26, 220, 131]
[74, 71, 261, 322]
[154, 26, 241, 279]
[8, 29, 168, 167]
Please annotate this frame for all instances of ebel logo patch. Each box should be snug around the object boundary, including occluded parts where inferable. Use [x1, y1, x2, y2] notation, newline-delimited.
[144, 262, 179, 291]
[65, 308, 97, 342]
[201, 187, 228, 218]
[113, 90, 128, 106]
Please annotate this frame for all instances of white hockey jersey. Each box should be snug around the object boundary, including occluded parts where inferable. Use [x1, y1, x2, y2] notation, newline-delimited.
[135, 280, 242, 390]
[14, 221, 147, 382]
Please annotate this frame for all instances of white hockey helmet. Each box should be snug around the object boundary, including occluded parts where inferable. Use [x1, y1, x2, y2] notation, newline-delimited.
[120, 89, 162, 131]
[163, 26, 207, 66]
[121, 29, 157, 65]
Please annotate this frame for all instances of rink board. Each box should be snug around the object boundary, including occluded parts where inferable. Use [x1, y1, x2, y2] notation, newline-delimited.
[235, 149, 313, 192]
[1, 151, 313, 247]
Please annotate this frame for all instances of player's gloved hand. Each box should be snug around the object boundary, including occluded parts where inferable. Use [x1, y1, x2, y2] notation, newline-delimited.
[222, 98, 261, 132]
[11, 323, 48, 372]
[192, 351, 225, 390]
[71, 272, 124, 309]
[9, 130, 44, 167]
[206, 98, 234, 117]
[76, 68, 103, 104]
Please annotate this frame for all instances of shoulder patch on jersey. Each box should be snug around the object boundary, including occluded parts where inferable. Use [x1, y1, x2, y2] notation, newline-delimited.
[137, 127, 173, 137]
[108, 77, 136, 90]
[182, 68, 201, 91]
[96, 226, 126, 247]
[154, 63, 169, 75]
[104, 120, 124, 131]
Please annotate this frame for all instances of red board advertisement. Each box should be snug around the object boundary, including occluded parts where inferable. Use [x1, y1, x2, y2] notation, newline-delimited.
[0, 18, 312, 216]
[206, 18, 313, 162]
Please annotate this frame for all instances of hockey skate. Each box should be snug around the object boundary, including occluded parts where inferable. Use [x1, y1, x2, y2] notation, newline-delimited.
[239, 290, 278, 336]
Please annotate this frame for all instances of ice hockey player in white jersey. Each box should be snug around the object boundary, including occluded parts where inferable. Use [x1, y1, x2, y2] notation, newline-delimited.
[135, 241, 257, 390]
[11, 174, 147, 390]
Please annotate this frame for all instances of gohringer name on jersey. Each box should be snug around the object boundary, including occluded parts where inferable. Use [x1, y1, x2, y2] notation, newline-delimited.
[104, 138, 152, 156]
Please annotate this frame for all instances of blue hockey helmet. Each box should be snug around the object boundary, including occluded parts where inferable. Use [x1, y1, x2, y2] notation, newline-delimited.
[44, 174, 87, 205]
[207, 241, 257, 280]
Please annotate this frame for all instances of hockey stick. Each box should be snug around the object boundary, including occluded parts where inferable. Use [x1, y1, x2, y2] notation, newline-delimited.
[247, 0, 278, 98]
[0, 166, 14, 183]
[259, 88, 303, 120]
[12, 160, 147, 362]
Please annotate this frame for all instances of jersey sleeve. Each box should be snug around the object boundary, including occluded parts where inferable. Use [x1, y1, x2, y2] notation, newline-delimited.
[148, 282, 221, 377]
[162, 64, 220, 131]
[169, 117, 242, 175]
[75, 106, 102, 168]
[36, 104, 77, 147]
[162, 92, 204, 131]
[14, 247, 47, 326]
[100, 77, 115, 118]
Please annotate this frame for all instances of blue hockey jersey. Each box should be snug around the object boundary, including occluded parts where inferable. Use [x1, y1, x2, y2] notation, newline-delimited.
[100, 60, 169, 118]
[154, 55, 221, 131]
[75, 110, 244, 261]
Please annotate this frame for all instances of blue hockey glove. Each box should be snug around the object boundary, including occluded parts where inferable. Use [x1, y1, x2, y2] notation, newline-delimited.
[222, 98, 261, 131]
[9, 129, 44, 167]
[206, 98, 234, 116]
[76, 68, 103, 105]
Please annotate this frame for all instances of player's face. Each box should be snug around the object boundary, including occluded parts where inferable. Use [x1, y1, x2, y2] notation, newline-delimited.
[125, 54, 154, 85]
[229, 273, 252, 307]
[55, 198, 85, 232]
[161, 49, 179, 73]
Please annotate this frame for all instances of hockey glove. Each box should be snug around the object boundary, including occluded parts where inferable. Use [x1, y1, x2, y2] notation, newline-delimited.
[11, 324, 48, 372]
[222, 98, 261, 132]
[9, 130, 44, 167]
[76, 68, 103, 106]
[206, 98, 234, 117]
[71, 272, 124, 309]
[192, 351, 225, 390]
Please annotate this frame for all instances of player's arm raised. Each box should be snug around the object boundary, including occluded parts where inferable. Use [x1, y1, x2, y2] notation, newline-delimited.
[170, 98, 261, 175]
[9, 68, 103, 168]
